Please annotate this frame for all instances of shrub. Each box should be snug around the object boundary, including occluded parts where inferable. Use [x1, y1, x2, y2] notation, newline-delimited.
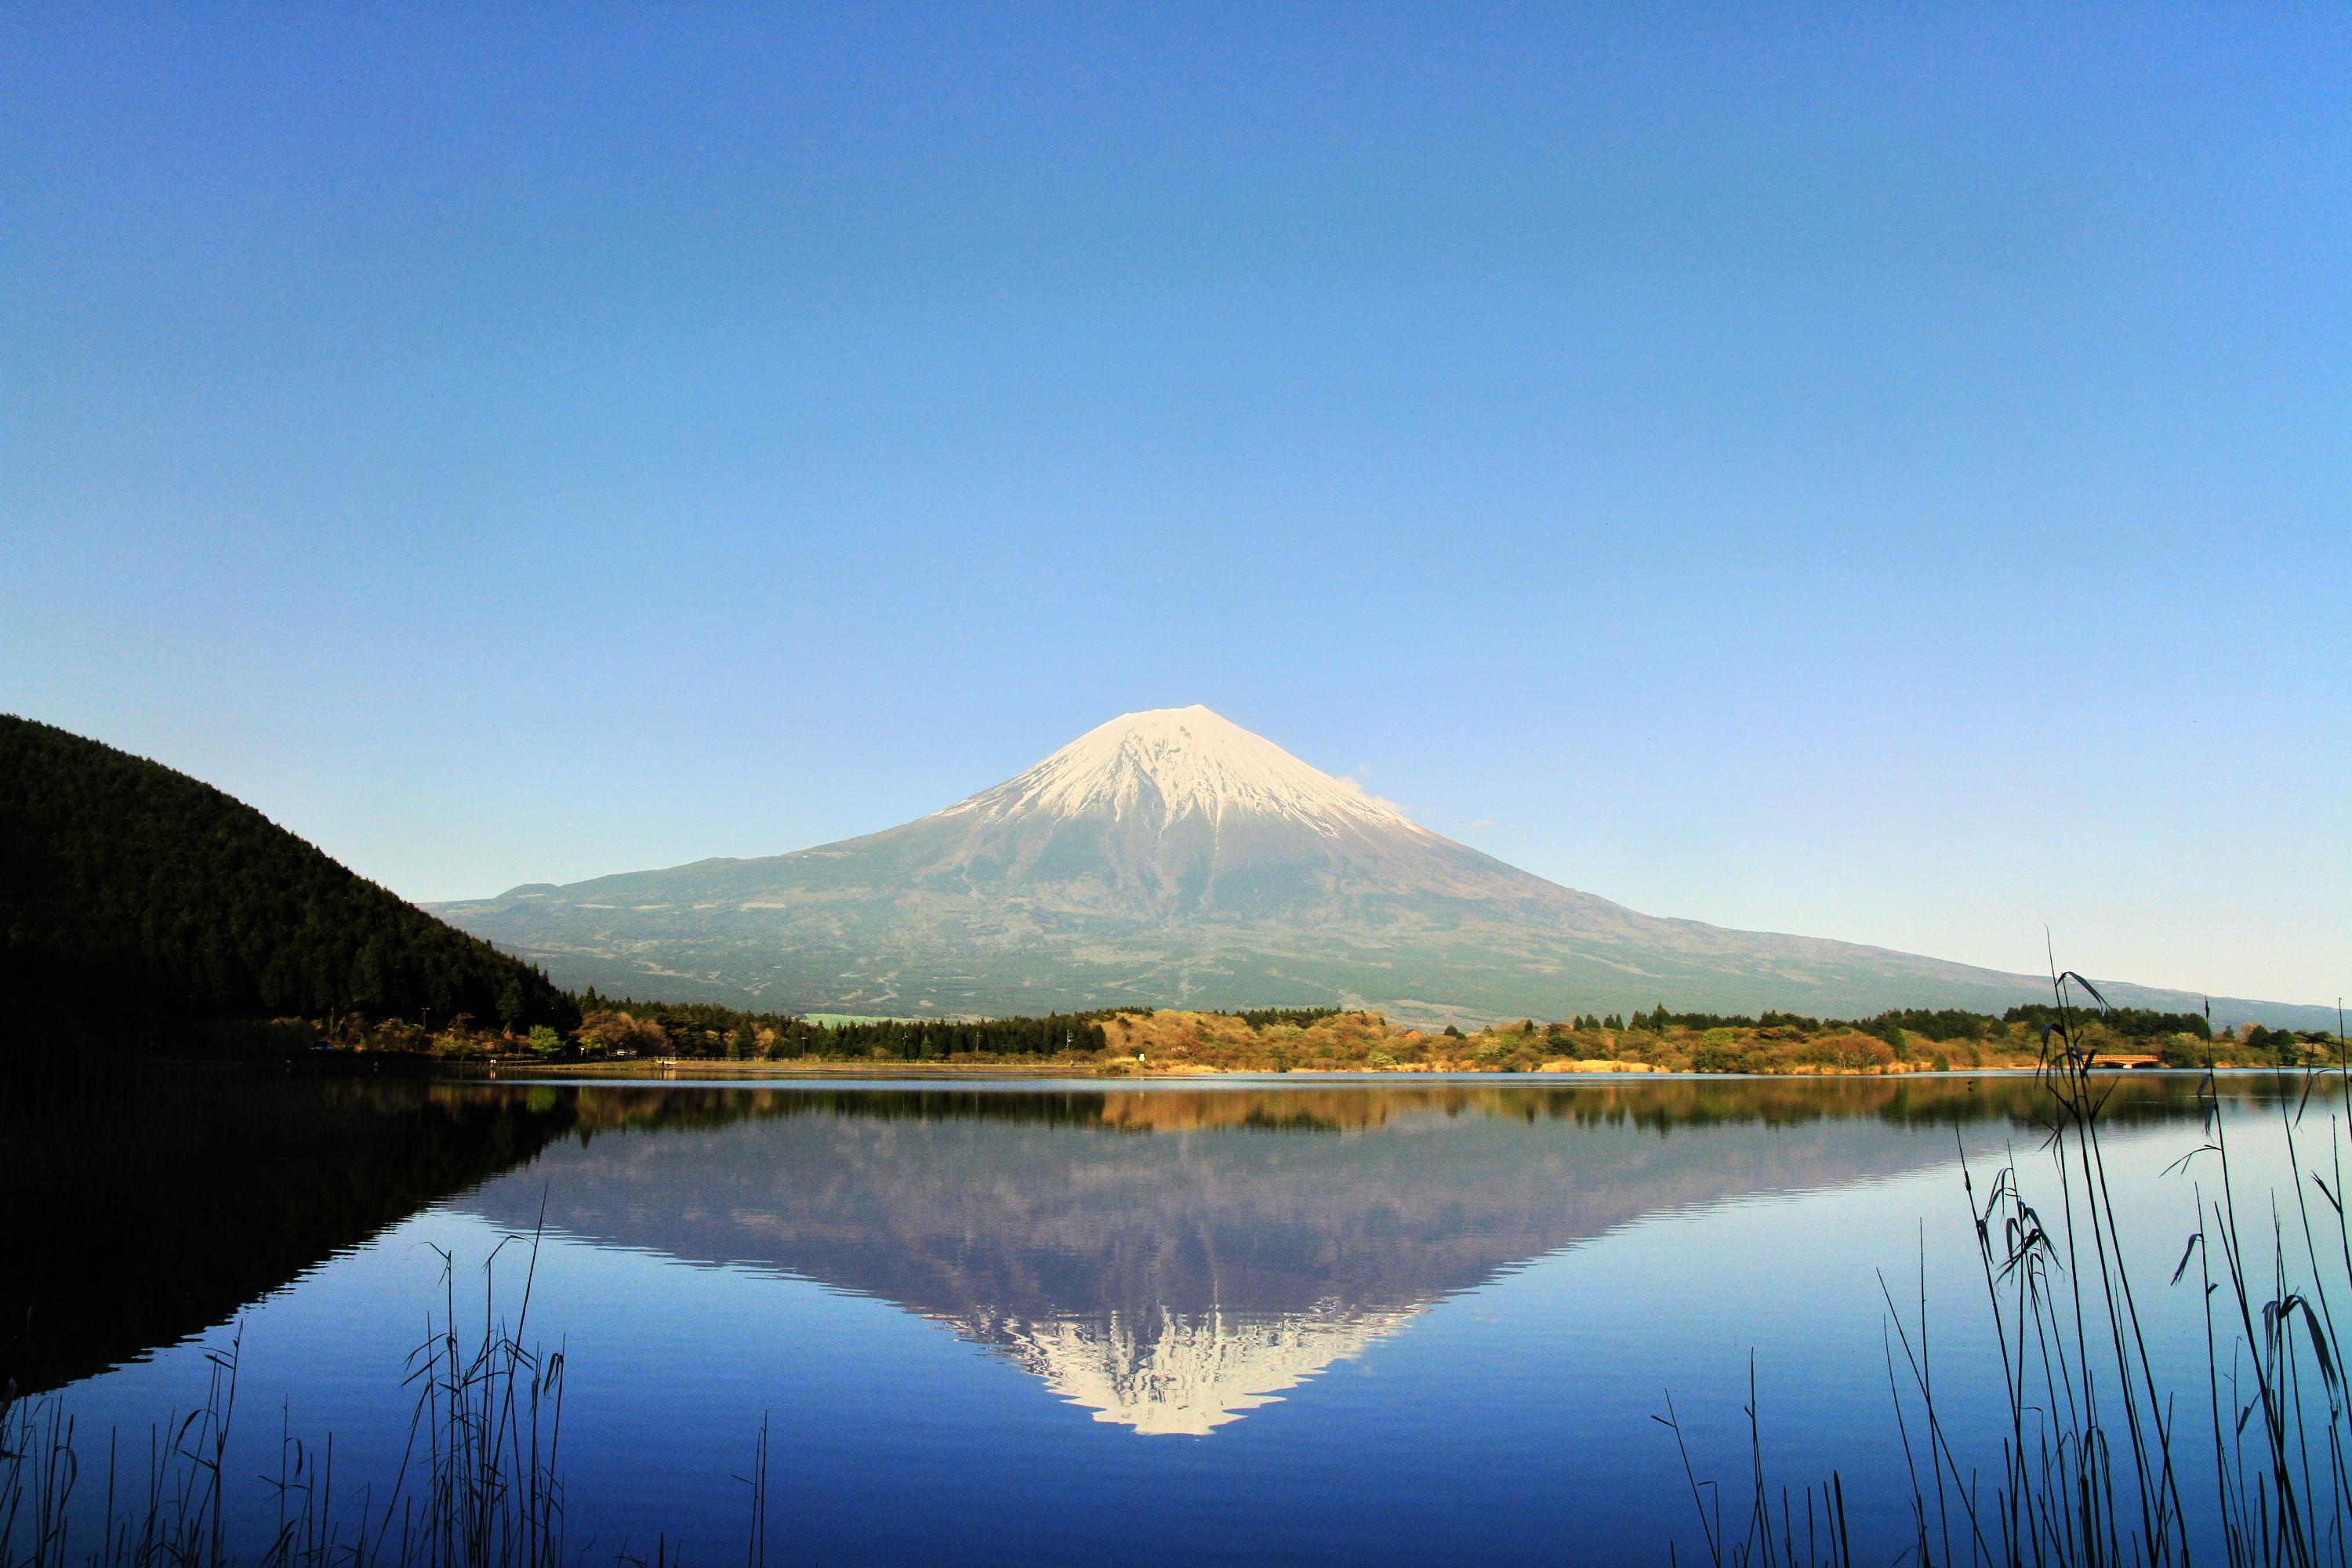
[1803, 1033, 1896, 1073]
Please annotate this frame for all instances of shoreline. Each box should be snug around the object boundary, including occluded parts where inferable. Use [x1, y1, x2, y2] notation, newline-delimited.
[454, 1056, 2134, 1083]
[284, 1003, 2319, 1081]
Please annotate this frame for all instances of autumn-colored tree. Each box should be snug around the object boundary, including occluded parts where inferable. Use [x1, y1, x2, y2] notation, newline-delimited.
[575, 1010, 669, 1056]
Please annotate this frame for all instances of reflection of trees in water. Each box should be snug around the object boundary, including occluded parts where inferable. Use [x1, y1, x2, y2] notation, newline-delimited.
[2, 1062, 579, 1394]
[614, 1073, 2254, 1137]
[2, 1062, 2262, 1401]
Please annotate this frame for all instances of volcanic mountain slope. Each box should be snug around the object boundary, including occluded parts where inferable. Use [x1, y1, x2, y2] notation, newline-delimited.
[434, 706, 2323, 1028]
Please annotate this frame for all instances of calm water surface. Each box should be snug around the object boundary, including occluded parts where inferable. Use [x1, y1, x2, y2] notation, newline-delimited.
[9, 1071, 2328, 1564]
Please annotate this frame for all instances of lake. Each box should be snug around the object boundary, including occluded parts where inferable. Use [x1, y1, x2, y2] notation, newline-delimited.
[4, 1069, 2336, 1564]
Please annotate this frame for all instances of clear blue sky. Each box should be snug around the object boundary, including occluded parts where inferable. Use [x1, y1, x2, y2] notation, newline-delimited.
[5, 5, 2346, 1004]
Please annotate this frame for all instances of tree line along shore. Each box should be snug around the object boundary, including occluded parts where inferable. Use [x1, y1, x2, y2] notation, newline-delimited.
[283, 997, 2339, 1076]
[9, 717, 2339, 1079]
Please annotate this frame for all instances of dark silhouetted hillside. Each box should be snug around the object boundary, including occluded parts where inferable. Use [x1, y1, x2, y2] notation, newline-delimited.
[1, 716, 574, 1033]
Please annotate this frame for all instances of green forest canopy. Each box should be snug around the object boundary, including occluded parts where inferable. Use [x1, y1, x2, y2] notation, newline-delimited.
[1, 716, 575, 1030]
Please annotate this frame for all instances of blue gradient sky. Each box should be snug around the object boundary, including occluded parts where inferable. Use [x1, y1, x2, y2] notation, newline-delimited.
[5, 5, 2346, 1003]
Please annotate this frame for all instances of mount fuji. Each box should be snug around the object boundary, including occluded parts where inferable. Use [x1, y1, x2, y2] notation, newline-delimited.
[434, 706, 2312, 1027]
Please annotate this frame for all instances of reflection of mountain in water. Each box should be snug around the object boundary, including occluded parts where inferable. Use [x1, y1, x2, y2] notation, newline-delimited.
[456, 1080, 2140, 1435]
[10, 1072, 2233, 1422]
[975, 1302, 1418, 1434]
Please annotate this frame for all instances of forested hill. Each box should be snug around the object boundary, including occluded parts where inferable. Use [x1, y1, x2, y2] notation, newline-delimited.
[0, 717, 575, 1032]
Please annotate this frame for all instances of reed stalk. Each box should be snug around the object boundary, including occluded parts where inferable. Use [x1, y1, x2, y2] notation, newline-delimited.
[0, 1223, 770, 1568]
[1668, 973, 2352, 1567]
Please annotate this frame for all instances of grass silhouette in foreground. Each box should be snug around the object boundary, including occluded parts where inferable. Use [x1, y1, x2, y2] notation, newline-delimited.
[0, 1219, 771, 1568]
[1661, 975, 2352, 1568]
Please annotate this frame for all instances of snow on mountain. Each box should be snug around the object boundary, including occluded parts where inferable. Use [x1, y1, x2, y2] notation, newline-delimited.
[943, 705, 1421, 838]
[982, 1303, 1417, 1436]
[433, 706, 2325, 1026]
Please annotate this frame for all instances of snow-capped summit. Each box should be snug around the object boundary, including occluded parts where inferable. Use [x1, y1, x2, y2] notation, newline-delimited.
[437, 705, 2273, 1026]
[943, 705, 1420, 838]
[982, 1303, 1417, 1436]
